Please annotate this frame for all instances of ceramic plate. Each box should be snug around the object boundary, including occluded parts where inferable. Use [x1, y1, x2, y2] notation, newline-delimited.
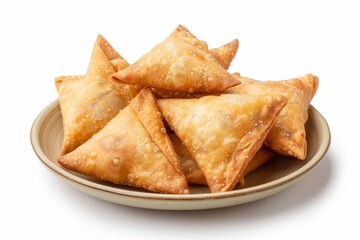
[31, 100, 330, 210]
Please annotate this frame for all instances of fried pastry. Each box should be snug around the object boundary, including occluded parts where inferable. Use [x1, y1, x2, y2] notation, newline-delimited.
[169, 134, 275, 185]
[227, 74, 319, 159]
[112, 25, 240, 93]
[56, 34, 133, 155]
[150, 39, 239, 99]
[58, 88, 190, 194]
[158, 94, 287, 192]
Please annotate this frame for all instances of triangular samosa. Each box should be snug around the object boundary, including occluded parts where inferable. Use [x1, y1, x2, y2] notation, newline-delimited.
[158, 94, 287, 192]
[227, 73, 319, 160]
[58, 88, 190, 194]
[112, 25, 239, 93]
[150, 38, 239, 99]
[56, 34, 133, 155]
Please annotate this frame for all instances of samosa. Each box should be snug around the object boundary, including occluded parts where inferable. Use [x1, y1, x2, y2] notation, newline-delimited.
[58, 88, 190, 194]
[227, 73, 318, 160]
[56, 35, 133, 155]
[112, 25, 239, 93]
[158, 94, 287, 192]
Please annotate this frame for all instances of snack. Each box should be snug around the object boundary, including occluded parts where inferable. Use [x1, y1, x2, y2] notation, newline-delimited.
[158, 94, 287, 192]
[151, 39, 239, 99]
[56, 35, 132, 155]
[58, 88, 190, 194]
[55, 25, 319, 194]
[111, 25, 240, 93]
[227, 73, 318, 159]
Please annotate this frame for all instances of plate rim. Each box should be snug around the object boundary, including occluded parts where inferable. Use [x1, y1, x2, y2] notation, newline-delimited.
[30, 100, 331, 204]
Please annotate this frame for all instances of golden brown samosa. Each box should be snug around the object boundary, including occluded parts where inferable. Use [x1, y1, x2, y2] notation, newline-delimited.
[150, 39, 239, 99]
[112, 25, 239, 93]
[56, 35, 133, 155]
[227, 74, 319, 160]
[58, 88, 190, 194]
[158, 94, 287, 192]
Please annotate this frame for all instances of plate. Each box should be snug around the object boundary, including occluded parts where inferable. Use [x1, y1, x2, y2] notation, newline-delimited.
[31, 100, 330, 210]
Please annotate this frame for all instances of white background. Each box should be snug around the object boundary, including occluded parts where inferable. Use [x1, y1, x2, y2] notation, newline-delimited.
[1, 0, 358, 239]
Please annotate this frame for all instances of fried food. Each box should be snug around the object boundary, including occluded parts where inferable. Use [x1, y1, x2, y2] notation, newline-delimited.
[58, 88, 190, 194]
[112, 25, 239, 93]
[54, 26, 319, 194]
[56, 35, 133, 155]
[227, 73, 318, 159]
[158, 94, 287, 192]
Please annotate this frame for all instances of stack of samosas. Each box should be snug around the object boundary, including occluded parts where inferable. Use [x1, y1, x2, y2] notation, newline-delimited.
[56, 25, 318, 194]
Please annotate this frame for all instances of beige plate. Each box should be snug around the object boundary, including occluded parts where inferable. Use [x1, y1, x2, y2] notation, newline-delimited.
[31, 100, 330, 210]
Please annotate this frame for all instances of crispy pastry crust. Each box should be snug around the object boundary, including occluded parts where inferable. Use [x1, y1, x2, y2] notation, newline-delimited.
[158, 94, 287, 192]
[58, 88, 190, 194]
[227, 74, 318, 160]
[56, 35, 134, 155]
[112, 25, 240, 93]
